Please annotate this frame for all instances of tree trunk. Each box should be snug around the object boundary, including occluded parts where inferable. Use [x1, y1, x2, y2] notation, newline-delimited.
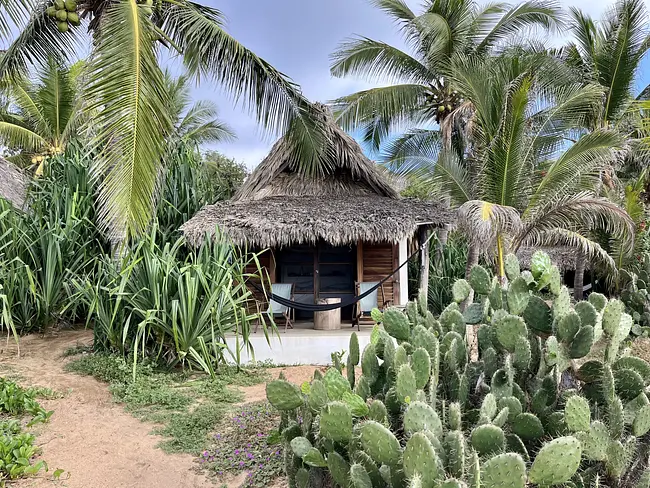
[419, 226, 431, 308]
[461, 242, 480, 311]
[465, 242, 480, 280]
[574, 250, 586, 301]
[434, 224, 449, 267]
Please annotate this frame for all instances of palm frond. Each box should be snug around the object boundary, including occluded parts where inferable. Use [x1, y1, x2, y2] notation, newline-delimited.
[458, 199, 522, 248]
[36, 58, 75, 142]
[568, 7, 597, 67]
[0, 121, 47, 152]
[430, 149, 474, 206]
[6, 77, 50, 138]
[0, 0, 31, 41]
[330, 37, 431, 84]
[475, 0, 563, 53]
[381, 128, 442, 168]
[330, 84, 428, 150]
[85, 0, 172, 241]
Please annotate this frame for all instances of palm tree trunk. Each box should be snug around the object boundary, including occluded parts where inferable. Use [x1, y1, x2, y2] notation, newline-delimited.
[574, 250, 586, 301]
[465, 242, 480, 280]
[434, 224, 449, 266]
[418, 226, 431, 308]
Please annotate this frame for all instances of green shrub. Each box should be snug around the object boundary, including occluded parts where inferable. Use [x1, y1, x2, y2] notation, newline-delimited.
[267, 251, 650, 488]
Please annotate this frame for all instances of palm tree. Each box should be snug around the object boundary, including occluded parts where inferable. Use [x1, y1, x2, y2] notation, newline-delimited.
[329, 0, 562, 159]
[163, 70, 235, 157]
[423, 53, 634, 283]
[558, 0, 650, 297]
[0, 59, 77, 175]
[0, 0, 328, 243]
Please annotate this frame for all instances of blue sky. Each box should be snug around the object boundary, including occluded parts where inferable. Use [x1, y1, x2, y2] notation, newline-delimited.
[177, 0, 650, 168]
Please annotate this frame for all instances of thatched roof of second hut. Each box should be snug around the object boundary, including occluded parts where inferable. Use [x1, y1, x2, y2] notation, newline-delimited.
[0, 158, 28, 209]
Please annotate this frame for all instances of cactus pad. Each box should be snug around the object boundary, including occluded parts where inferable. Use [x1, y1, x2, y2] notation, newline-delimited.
[319, 401, 353, 442]
[303, 447, 327, 467]
[308, 379, 329, 412]
[576, 420, 609, 461]
[412, 347, 432, 389]
[492, 407, 510, 428]
[606, 440, 626, 478]
[403, 432, 440, 488]
[553, 286, 571, 319]
[463, 303, 485, 325]
[470, 424, 505, 456]
[368, 400, 388, 424]
[557, 311, 581, 343]
[577, 360, 604, 383]
[383, 308, 411, 341]
[602, 299, 624, 337]
[361, 343, 379, 385]
[564, 395, 591, 432]
[441, 308, 467, 335]
[614, 356, 650, 382]
[266, 380, 304, 411]
[489, 277, 504, 309]
[403, 401, 442, 437]
[528, 436, 582, 486]
[523, 295, 553, 333]
[470, 265, 492, 295]
[396, 363, 418, 404]
[569, 325, 594, 359]
[508, 276, 531, 315]
[512, 413, 544, 440]
[505, 253, 521, 280]
[480, 393, 498, 420]
[531, 251, 553, 279]
[588, 292, 607, 311]
[327, 451, 350, 487]
[350, 463, 372, 488]
[342, 391, 370, 417]
[633, 404, 650, 436]
[545, 411, 569, 437]
[575, 301, 598, 327]
[498, 396, 522, 422]
[449, 402, 462, 431]
[358, 421, 402, 466]
[495, 314, 528, 352]
[290, 436, 312, 458]
[614, 368, 645, 400]
[324, 368, 352, 400]
[354, 375, 371, 401]
[513, 335, 532, 370]
[444, 430, 465, 478]
[482, 453, 526, 488]
[453, 279, 472, 303]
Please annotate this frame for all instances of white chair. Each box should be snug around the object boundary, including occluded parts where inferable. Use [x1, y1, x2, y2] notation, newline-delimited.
[258, 283, 295, 332]
[354, 281, 391, 330]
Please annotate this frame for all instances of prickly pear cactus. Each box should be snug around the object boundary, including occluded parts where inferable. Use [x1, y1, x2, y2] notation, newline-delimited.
[266, 251, 650, 488]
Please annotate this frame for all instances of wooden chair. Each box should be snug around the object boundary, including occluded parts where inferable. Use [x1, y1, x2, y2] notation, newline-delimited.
[256, 283, 295, 332]
[353, 281, 392, 330]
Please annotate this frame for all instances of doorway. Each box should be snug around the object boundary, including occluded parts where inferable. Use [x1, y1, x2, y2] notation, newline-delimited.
[276, 242, 356, 320]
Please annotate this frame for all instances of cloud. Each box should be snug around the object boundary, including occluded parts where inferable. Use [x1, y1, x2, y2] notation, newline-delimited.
[192, 0, 650, 168]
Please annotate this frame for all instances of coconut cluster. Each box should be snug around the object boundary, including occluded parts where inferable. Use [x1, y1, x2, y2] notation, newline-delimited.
[31, 145, 63, 166]
[426, 90, 465, 124]
[46, 0, 80, 33]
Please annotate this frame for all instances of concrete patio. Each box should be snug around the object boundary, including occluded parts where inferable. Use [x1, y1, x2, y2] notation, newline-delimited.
[225, 321, 374, 365]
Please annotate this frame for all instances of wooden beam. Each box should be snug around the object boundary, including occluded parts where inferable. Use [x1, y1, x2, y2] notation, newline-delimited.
[418, 226, 431, 307]
[392, 243, 400, 306]
[269, 250, 277, 284]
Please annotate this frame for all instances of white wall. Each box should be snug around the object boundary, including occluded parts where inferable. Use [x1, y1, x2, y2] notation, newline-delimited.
[399, 237, 409, 306]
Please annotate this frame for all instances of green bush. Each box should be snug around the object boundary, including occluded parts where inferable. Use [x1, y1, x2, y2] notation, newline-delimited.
[70, 227, 273, 375]
[267, 251, 650, 488]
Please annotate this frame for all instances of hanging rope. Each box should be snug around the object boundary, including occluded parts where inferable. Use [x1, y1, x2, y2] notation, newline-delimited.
[249, 231, 436, 312]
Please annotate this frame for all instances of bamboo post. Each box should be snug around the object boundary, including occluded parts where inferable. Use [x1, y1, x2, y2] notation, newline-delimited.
[418, 226, 431, 307]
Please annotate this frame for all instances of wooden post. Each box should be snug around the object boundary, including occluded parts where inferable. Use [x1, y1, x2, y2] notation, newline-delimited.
[419, 226, 431, 306]
[357, 241, 364, 283]
[269, 250, 277, 284]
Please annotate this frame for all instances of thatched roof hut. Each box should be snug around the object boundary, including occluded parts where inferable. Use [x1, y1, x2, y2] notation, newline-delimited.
[0, 158, 28, 209]
[181, 105, 451, 248]
[181, 104, 451, 314]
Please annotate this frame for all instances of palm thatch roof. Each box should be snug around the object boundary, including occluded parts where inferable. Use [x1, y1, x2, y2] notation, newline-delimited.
[516, 246, 584, 272]
[182, 104, 451, 248]
[0, 158, 28, 209]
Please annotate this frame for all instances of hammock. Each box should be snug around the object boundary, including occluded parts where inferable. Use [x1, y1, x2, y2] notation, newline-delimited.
[250, 232, 435, 312]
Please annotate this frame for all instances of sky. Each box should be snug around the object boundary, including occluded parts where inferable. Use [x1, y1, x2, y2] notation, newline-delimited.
[181, 0, 650, 169]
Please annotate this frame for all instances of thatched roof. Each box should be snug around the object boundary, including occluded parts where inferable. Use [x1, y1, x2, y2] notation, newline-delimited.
[182, 103, 451, 248]
[182, 195, 451, 248]
[516, 246, 583, 272]
[0, 158, 28, 209]
[233, 105, 399, 201]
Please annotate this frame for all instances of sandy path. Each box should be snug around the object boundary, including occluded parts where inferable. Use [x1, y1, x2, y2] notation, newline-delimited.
[1, 329, 210, 488]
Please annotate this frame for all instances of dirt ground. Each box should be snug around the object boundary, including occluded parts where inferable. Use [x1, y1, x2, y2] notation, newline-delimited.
[0, 330, 315, 488]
